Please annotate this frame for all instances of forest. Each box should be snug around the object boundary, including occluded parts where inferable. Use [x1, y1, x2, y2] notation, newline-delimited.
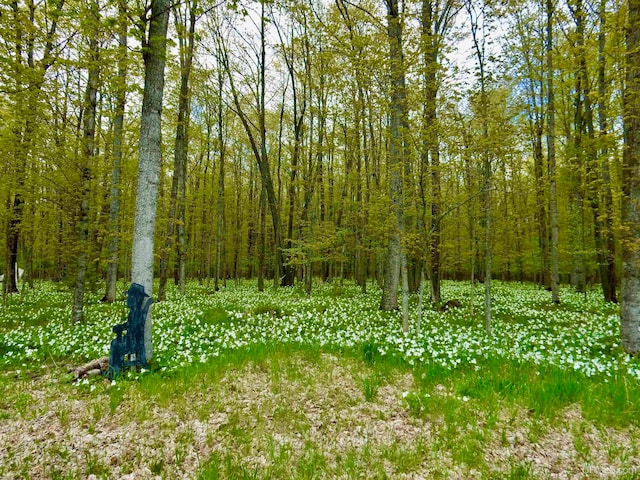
[0, 0, 640, 318]
[3, 0, 640, 477]
[0, 0, 634, 308]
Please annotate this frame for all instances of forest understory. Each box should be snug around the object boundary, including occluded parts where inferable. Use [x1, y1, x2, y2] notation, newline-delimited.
[1, 280, 639, 479]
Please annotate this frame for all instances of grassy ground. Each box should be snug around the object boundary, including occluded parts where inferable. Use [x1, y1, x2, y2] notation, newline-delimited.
[1, 281, 639, 479]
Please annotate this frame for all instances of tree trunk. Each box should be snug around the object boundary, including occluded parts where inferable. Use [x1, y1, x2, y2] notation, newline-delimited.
[72, 0, 99, 323]
[577, 0, 612, 302]
[401, 251, 409, 333]
[547, 0, 560, 304]
[215, 66, 226, 291]
[104, 1, 128, 304]
[157, 160, 178, 300]
[380, 0, 407, 311]
[621, 0, 640, 356]
[595, 0, 617, 303]
[422, 0, 440, 305]
[158, 5, 195, 300]
[217, 2, 291, 287]
[175, 3, 196, 295]
[131, 0, 170, 360]
[533, 123, 550, 288]
[569, 0, 587, 294]
[468, 0, 492, 334]
[258, 184, 266, 291]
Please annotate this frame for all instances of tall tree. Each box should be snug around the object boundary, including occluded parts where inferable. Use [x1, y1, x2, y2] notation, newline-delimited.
[104, 0, 129, 303]
[568, 0, 587, 294]
[131, 0, 171, 360]
[273, 3, 308, 287]
[214, 65, 226, 292]
[158, 0, 197, 300]
[380, 0, 408, 312]
[216, 1, 293, 287]
[510, 5, 549, 288]
[420, 0, 458, 305]
[71, 0, 100, 323]
[467, 0, 493, 335]
[621, 0, 640, 355]
[593, 0, 617, 303]
[546, 0, 560, 304]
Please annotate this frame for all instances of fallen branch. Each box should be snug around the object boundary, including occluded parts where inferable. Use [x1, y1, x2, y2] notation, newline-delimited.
[70, 356, 109, 381]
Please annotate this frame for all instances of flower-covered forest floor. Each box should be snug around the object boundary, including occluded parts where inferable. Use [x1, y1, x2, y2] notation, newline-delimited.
[0, 280, 639, 479]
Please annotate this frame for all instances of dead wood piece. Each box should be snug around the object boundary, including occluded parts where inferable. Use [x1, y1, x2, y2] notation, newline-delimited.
[70, 356, 109, 380]
[439, 299, 463, 312]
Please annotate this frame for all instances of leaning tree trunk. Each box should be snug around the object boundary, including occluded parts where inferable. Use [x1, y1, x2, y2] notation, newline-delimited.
[621, 0, 640, 356]
[216, 3, 291, 287]
[131, 0, 170, 361]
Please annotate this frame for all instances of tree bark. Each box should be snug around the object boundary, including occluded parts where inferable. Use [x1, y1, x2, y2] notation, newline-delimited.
[569, 0, 587, 294]
[72, 0, 99, 323]
[104, 1, 128, 304]
[131, 0, 170, 360]
[595, 0, 617, 303]
[175, 3, 196, 295]
[380, 0, 408, 311]
[621, 0, 640, 355]
[214, 65, 226, 291]
[468, 0, 492, 335]
[546, 0, 560, 304]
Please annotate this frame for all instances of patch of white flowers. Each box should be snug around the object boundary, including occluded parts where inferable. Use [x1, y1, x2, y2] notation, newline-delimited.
[1, 280, 639, 381]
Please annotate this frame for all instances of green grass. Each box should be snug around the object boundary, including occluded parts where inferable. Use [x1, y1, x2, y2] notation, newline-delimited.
[409, 356, 640, 429]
